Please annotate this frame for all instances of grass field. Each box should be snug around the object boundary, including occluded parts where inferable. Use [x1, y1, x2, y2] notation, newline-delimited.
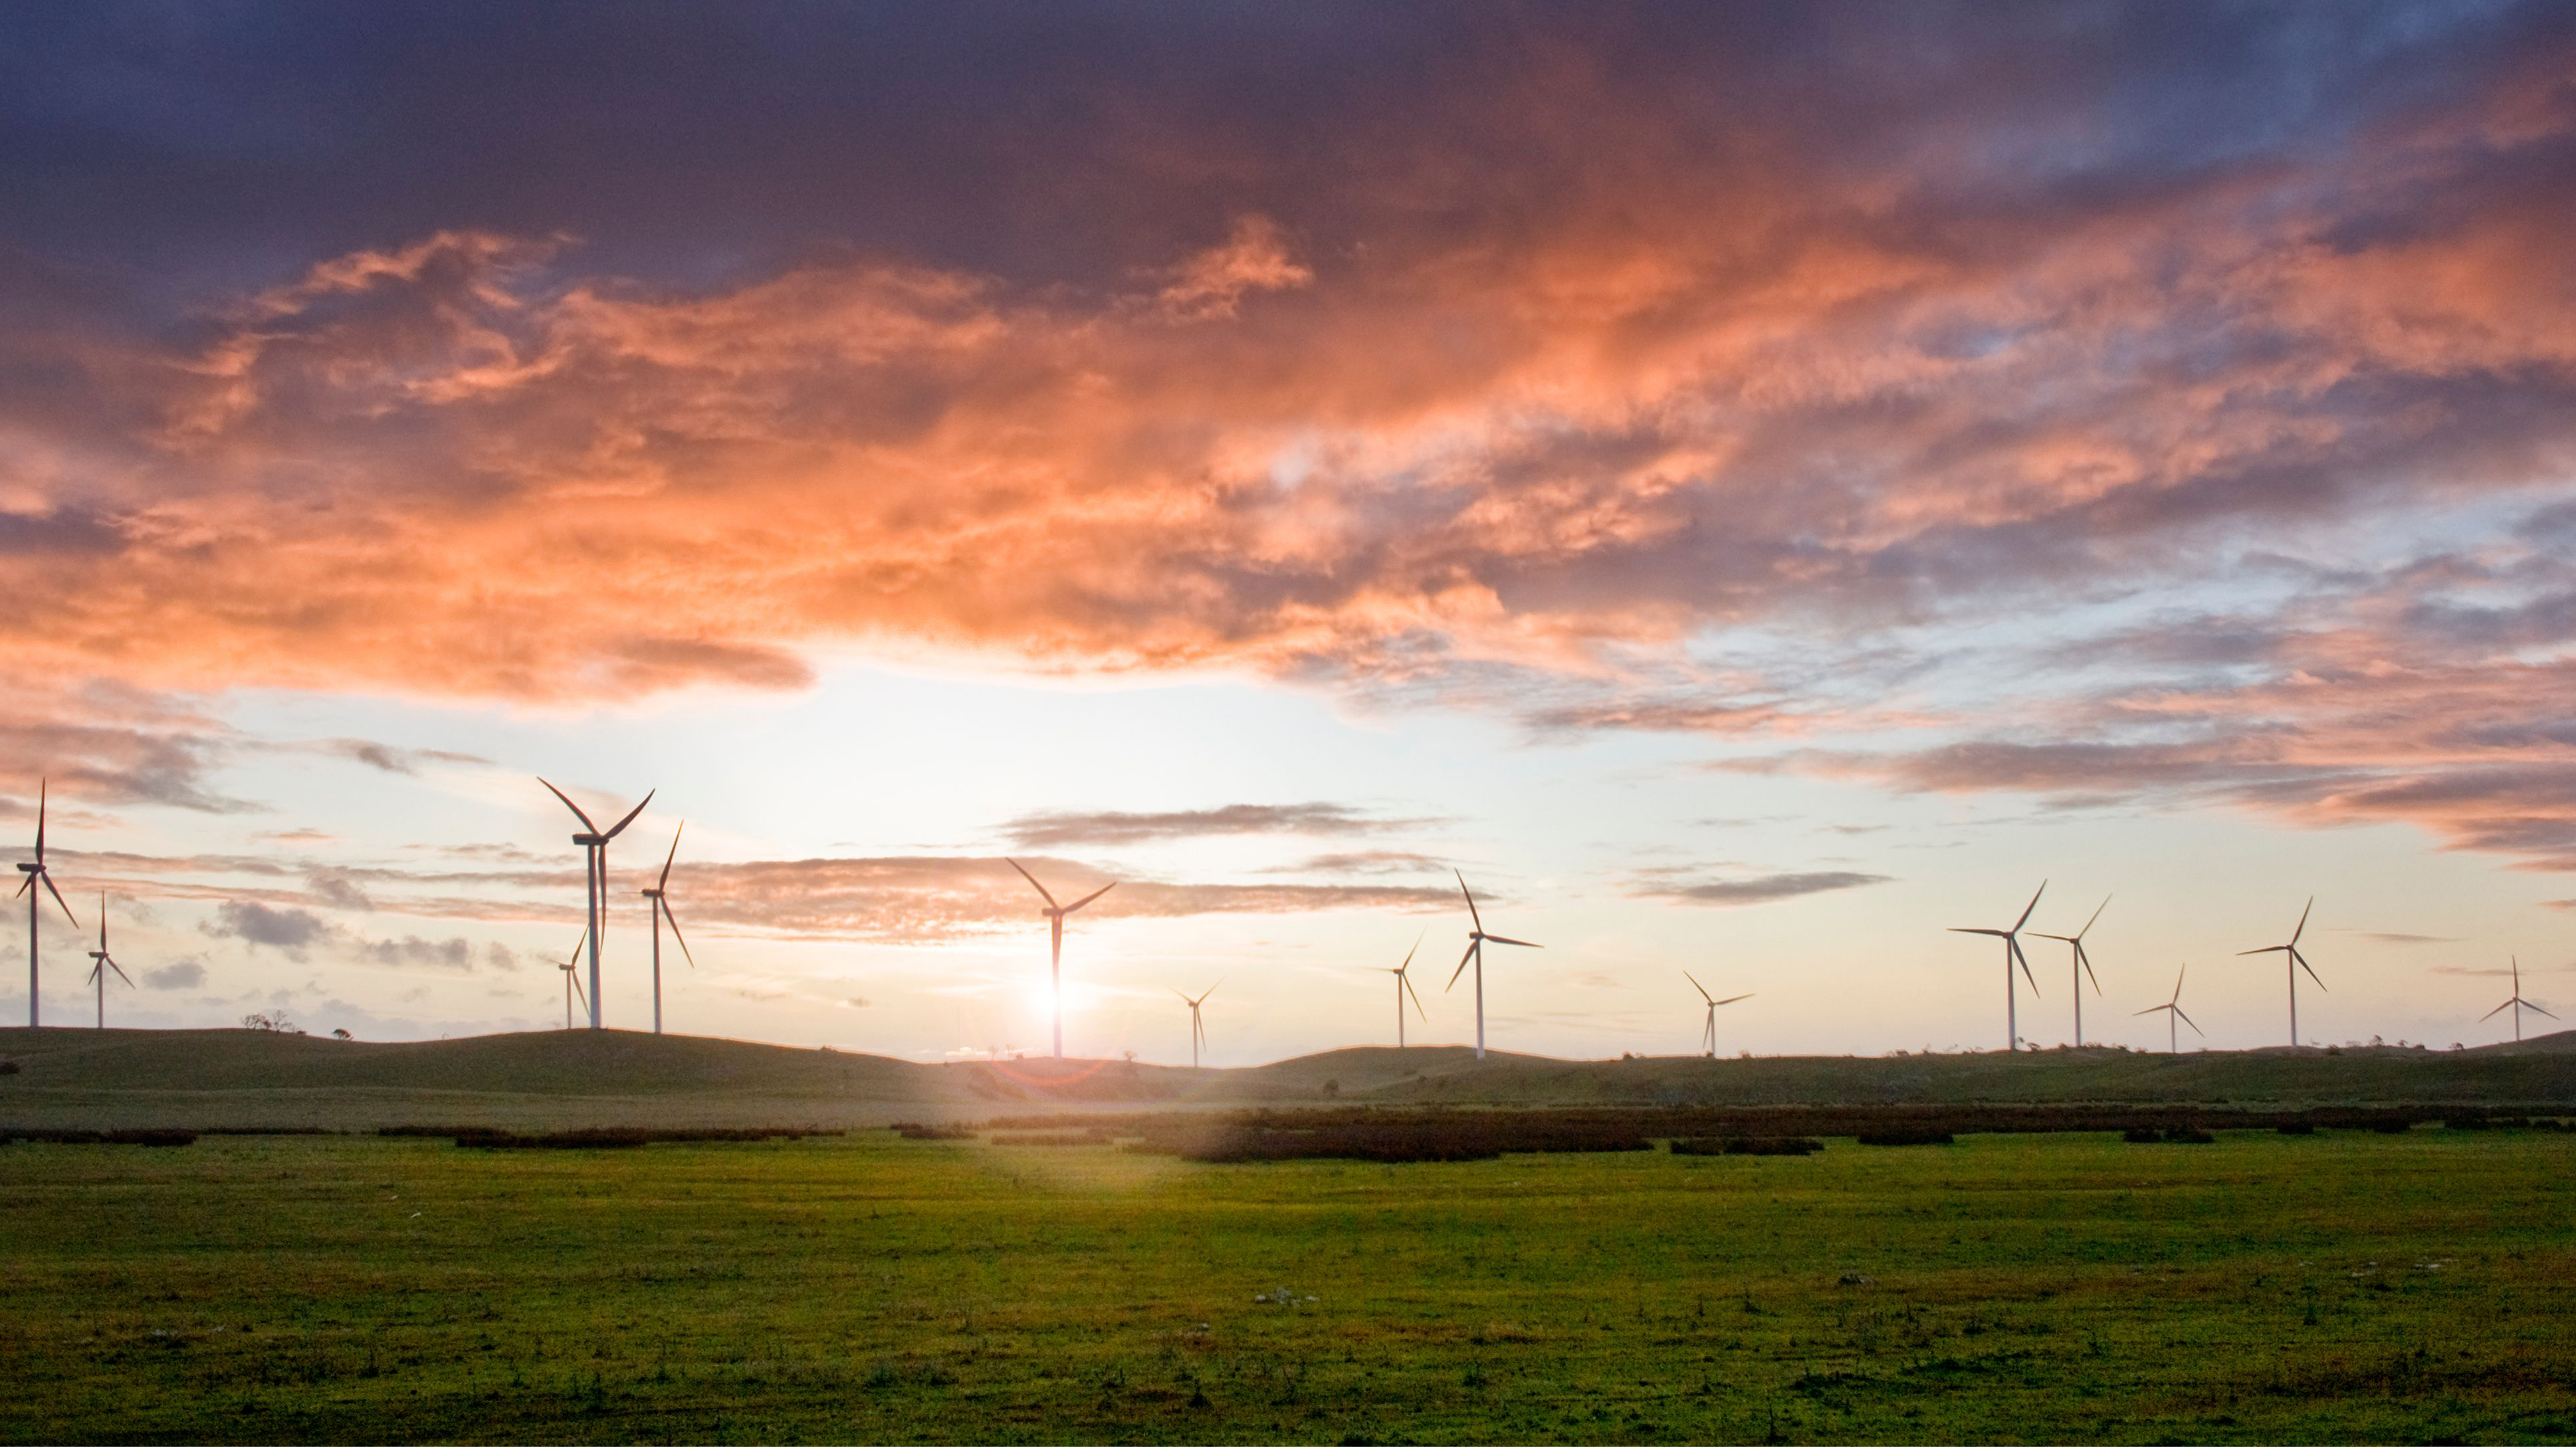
[5, 1125, 2571, 1443]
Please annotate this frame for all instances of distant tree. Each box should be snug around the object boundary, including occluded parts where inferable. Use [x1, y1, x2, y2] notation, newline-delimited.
[331, 1028, 352, 1040]
[241, 1011, 304, 1034]
[1322, 1079, 1340, 1098]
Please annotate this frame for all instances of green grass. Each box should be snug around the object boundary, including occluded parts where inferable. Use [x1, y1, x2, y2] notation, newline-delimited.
[3, 1128, 2571, 1442]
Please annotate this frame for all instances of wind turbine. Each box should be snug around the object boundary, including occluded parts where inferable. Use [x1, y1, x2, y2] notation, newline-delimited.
[557, 925, 590, 1031]
[2482, 956, 2555, 1044]
[538, 779, 653, 1030]
[84, 893, 131, 1029]
[15, 779, 78, 1028]
[1446, 871, 1540, 1061]
[1949, 882, 2044, 1051]
[1006, 859, 1115, 1059]
[638, 824, 696, 1037]
[2238, 897, 2322, 1046]
[1176, 982, 1218, 1068]
[2031, 895, 2109, 1046]
[2135, 963, 2201, 1054]
[1388, 933, 1427, 1049]
[1685, 971, 1752, 1057]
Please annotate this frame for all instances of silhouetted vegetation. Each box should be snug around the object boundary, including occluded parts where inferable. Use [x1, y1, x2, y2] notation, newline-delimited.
[889, 1122, 973, 1141]
[1857, 1130, 1954, 1147]
[1, 1127, 195, 1147]
[366, 1125, 842, 1149]
[1671, 1136, 1823, 1156]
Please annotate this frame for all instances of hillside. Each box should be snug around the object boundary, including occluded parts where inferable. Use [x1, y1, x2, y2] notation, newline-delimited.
[1, 1026, 2569, 1129]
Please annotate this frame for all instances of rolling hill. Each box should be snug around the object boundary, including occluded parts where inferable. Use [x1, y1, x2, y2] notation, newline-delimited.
[1, 1026, 2569, 1130]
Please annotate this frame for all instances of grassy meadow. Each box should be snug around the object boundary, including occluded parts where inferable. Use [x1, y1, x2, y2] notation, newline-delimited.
[4, 1124, 2571, 1443]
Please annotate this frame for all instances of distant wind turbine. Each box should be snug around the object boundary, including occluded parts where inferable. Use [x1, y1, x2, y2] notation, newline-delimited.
[539, 779, 653, 1030]
[2482, 956, 2555, 1044]
[1176, 982, 1219, 1068]
[1007, 859, 1115, 1059]
[15, 779, 78, 1028]
[1685, 971, 1752, 1057]
[1949, 882, 2044, 1052]
[2031, 895, 2109, 1046]
[558, 925, 590, 1031]
[1388, 933, 1427, 1049]
[638, 824, 696, 1037]
[2238, 897, 2322, 1046]
[2135, 963, 2201, 1054]
[84, 893, 130, 1029]
[1446, 871, 1540, 1061]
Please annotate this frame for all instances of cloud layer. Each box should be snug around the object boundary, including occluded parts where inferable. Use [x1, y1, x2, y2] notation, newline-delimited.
[2, 4, 2575, 882]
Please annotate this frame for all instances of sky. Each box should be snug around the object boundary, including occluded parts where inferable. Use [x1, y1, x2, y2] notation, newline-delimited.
[1, 1, 2573, 1061]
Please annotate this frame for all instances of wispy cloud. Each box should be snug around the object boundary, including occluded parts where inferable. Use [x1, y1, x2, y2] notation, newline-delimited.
[1000, 803, 1430, 849]
[1632, 869, 1892, 907]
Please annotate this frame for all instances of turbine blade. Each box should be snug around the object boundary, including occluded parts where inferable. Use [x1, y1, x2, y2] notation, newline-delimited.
[2238, 946, 2286, 956]
[2294, 948, 2325, 990]
[2173, 964, 2187, 1004]
[2030, 933, 2075, 943]
[106, 957, 132, 987]
[1950, 928, 2005, 937]
[538, 778, 600, 832]
[1446, 941, 1476, 990]
[2012, 937, 2040, 997]
[661, 899, 695, 968]
[1683, 970, 1713, 1004]
[11, 874, 27, 899]
[2076, 895, 2109, 939]
[1006, 859, 1060, 910]
[2480, 1000, 2514, 1022]
[566, 923, 591, 968]
[2292, 895, 2313, 945]
[33, 777, 46, 862]
[2012, 881, 2046, 932]
[2528, 1002, 2559, 1020]
[2132, 1004, 2165, 1018]
[572, 970, 588, 1011]
[1714, 993, 1753, 1006]
[601, 789, 655, 840]
[1400, 931, 1423, 972]
[1455, 871, 1483, 933]
[1482, 934, 1541, 949]
[41, 871, 77, 928]
[657, 822, 684, 890]
[1062, 881, 1116, 914]
[1403, 970, 1426, 1020]
[2175, 1007, 2202, 1036]
[97, 892, 107, 950]
[2078, 943, 2102, 995]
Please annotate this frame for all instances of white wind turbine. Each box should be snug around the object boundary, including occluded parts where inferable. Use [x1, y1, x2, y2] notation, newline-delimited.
[1388, 933, 1427, 1049]
[557, 925, 590, 1031]
[1685, 971, 1752, 1057]
[539, 779, 653, 1030]
[2135, 963, 2201, 1054]
[1006, 859, 1115, 1059]
[1176, 982, 1219, 1069]
[1446, 871, 1540, 1061]
[1949, 882, 2044, 1051]
[2238, 897, 2323, 1046]
[2030, 895, 2109, 1046]
[2482, 956, 2555, 1044]
[16, 780, 78, 1028]
[84, 893, 131, 1029]
[638, 824, 697, 1036]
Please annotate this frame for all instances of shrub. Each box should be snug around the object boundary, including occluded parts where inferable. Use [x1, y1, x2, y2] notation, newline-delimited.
[2163, 1127, 2214, 1144]
[2277, 1122, 2316, 1135]
[1857, 1131, 1952, 1147]
[891, 1123, 973, 1141]
[2122, 1128, 2161, 1143]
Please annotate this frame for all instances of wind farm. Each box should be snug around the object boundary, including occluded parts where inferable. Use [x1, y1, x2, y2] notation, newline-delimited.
[11, 3, 2576, 1442]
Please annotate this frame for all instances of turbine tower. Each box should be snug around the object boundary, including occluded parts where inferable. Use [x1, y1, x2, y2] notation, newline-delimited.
[1176, 982, 1218, 1068]
[1685, 971, 1752, 1057]
[2482, 956, 2555, 1043]
[558, 925, 590, 1031]
[638, 824, 697, 1036]
[1446, 871, 1540, 1061]
[2031, 895, 2109, 1046]
[538, 779, 653, 1030]
[2238, 897, 2322, 1046]
[84, 892, 130, 1029]
[2135, 963, 2201, 1054]
[1388, 933, 1426, 1049]
[15, 779, 78, 1028]
[1949, 881, 2044, 1051]
[1006, 859, 1115, 1059]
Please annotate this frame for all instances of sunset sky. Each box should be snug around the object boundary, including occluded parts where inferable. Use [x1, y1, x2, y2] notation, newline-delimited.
[4, 3, 2573, 1061]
